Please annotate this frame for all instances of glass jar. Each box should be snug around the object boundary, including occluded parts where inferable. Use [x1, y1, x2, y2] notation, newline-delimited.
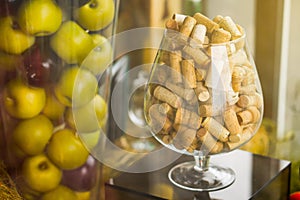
[0, 0, 118, 199]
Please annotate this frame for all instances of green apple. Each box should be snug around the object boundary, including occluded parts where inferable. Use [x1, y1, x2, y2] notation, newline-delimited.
[22, 154, 62, 193]
[0, 16, 35, 54]
[3, 78, 46, 119]
[12, 115, 53, 155]
[47, 128, 89, 170]
[72, 94, 107, 133]
[54, 67, 98, 107]
[17, 0, 62, 36]
[81, 34, 113, 75]
[50, 20, 95, 64]
[41, 185, 77, 200]
[74, 0, 115, 31]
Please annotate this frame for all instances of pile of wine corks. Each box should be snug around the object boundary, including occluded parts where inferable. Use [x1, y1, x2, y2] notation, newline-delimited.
[145, 12, 263, 155]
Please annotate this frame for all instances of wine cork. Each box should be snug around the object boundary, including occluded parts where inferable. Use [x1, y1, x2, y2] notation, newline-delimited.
[237, 93, 262, 108]
[202, 117, 230, 142]
[162, 135, 172, 144]
[179, 16, 197, 37]
[148, 104, 172, 133]
[223, 108, 242, 135]
[152, 64, 168, 84]
[195, 68, 207, 81]
[219, 16, 242, 39]
[158, 102, 175, 120]
[229, 133, 241, 143]
[237, 109, 253, 125]
[193, 12, 219, 34]
[226, 127, 253, 150]
[211, 28, 231, 44]
[159, 50, 170, 65]
[196, 127, 208, 138]
[199, 132, 223, 154]
[239, 84, 257, 95]
[212, 15, 224, 24]
[173, 128, 196, 149]
[194, 81, 210, 102]
[172, 13, 187, 25]
[232, 65, 246, 92]
[153, 86, 181, 108]
[199, 104, 223, 117]
[174, 107, 202, 130]
[248, 106, 261, 123]
[190, 24, 207, 45]
[165, 81, 195, 101]
[181, 59, 197, 88]
[182, 45, 209, 66]
[165, 18, 179, 31]
[169, 50, 183, 83]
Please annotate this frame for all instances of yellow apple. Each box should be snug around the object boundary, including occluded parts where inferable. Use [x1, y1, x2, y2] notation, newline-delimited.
[42, 89, 66, 121]
[54, 67, 98, 107]
[74, 0, 115, 31]
[12, 115, 54, 155]
[3, 78, 46, 119]
[50, 20, 95, 64]
[47, 128, 89, 170]
[0, 16, 35, 54]
[17, 0, 62, 36]
[72, 94, 107, 133]
[81, 34, 113, 75]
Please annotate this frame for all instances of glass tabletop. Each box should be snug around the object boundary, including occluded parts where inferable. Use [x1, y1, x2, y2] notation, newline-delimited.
[105, 150, 291, 200]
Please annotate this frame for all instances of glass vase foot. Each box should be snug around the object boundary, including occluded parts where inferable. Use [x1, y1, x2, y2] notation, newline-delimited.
[168, 161, 235, 192]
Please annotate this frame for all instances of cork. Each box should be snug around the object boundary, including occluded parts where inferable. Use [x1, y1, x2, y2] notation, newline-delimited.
[172, 13, 187, 25]
[173, 128, 196, 149]
[148, 104, 173, 133]
[153, 86, 181, 108]
[165, 81, 195, 101]
[193, 12, 220, 34]
[237, 93, 262, 108]
[174, 107, 202, 130]
[190, 24, 207, 45]
[226, 127, 253, 150]
[179, 16, 197, 37]
[211, 28, 231, 44]
[212, 15, 224, 24]
[165, 18, 179, 31]
[219, 16, 242, 39]
[202, 117, 230, 142]
[195, 68, 207, 81]
[199, 104, 223, 117]
[199, 131, 223, 154]
[223, 108, 242, 135]
[194, 81, 210, 102]
[181, 59, 197, 88]
[169, 50, 183, 83]
[182, 45, 209, 66]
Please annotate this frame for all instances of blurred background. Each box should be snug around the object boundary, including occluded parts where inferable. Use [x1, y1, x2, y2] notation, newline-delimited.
[113, 0, 300, 193]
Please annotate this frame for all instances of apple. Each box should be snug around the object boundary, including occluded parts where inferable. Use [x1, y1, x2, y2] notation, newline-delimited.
[12, 114, 53, 155]
[54, 66, 98, 107]
[17, 0, 62, 36]
[0, 16, 35, 54]
[50, 20, 95, 64]
[40, 185, 77, 200]
[42, 89, 66, 122]
[22, 154, 62, 193]
[3, 78, 46, 119]
[290, 192, 300, 200]
[72, 94, 107, 133]
[75, 191, 91, 200]
[47, 128, 89, 170]
[74, 0, 115, 31]
[62, 155, 97, 191]
[81, 34, 113, 75]
[0, 50, 22, 71]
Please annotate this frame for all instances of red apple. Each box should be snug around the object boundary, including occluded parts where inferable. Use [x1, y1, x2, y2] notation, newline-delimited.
[20, 41, 64, 87]
[61, 155, 98, 191]
[290, 192, 300, 200]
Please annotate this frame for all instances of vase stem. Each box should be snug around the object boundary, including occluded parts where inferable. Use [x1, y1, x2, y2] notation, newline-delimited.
[194, 153, 210, 172]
